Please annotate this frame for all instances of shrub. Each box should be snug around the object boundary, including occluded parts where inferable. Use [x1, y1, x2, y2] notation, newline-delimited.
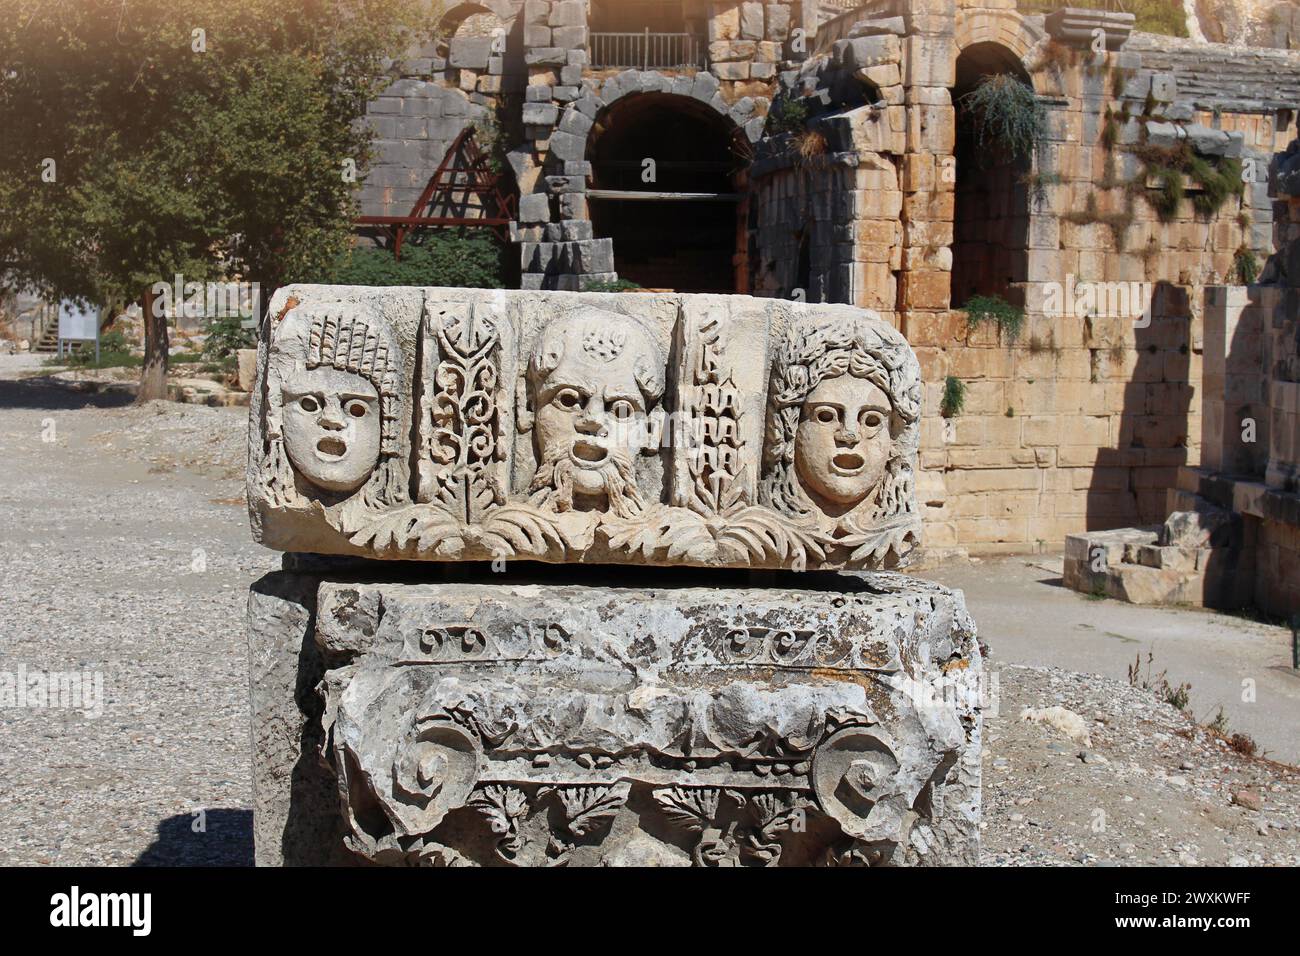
[765, 96, 809, 137]
[201, 313, 256, 361]
[582, 277, 642, 293]
[959, 73, 1047, 164]
[1233, 246, 1259, 285]
[320, 231, 508, 289]
[940, 376, 966, 418]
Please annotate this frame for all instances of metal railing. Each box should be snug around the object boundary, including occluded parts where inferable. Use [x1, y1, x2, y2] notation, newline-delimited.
[589, 31, 705, 70]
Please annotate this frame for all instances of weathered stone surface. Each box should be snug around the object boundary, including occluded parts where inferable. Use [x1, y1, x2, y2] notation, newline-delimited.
[248, 287, 923, 571]
[250, 572, 983, 866]
[247, 572, 355, 865]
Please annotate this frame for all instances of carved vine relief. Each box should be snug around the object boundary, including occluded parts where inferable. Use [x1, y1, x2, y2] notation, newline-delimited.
[253, 296, 923, 569]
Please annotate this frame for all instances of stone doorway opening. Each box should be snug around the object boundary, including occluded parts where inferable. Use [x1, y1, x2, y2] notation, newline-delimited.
[586, 93, 748, 293]
[951, 42, 1035, 310]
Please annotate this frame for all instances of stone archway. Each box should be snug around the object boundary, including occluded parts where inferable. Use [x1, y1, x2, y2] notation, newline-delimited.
[434, 1, 516, 58]
[953, 8, 1049, 92]
[949, 39, 1039, 310]
[584, 90, 752, 293]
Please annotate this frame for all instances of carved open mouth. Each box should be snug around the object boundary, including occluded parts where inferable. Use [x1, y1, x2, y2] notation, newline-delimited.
[317, 437, 348, 460]
[832, 452, 865, 475]
[571, 440, 608, 465]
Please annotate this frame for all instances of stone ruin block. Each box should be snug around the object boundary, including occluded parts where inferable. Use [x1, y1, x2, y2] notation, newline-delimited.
[248, 571, 983, 867]
[247, 287, 923, 572]
[245, 286, 983, 867]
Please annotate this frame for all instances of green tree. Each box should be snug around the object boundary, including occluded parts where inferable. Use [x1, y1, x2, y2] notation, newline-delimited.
[0, 0, 436, 399]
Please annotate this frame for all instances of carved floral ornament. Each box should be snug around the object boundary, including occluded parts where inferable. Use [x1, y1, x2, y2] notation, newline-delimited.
[330, 697, 927, 867]
[251, 291, 924, 570]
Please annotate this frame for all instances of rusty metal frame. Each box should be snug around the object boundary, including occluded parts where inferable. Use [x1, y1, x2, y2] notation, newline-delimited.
[356, 125, 517, 259]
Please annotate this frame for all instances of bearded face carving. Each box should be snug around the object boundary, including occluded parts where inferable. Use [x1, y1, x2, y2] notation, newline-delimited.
[525, 311, 665, 517]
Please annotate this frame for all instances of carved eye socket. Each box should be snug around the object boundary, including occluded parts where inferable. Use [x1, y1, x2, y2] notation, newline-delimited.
[860, 410, 885, 430]
[555, 388, 582, 410]
[299, 396, 320, 413]
[609, 400, 635, 421]
[345, 400, 369, 419]
[813, 405, 838, 426]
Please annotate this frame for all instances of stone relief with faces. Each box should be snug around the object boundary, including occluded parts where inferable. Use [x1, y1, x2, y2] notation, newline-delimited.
[248, 287, 923, 570]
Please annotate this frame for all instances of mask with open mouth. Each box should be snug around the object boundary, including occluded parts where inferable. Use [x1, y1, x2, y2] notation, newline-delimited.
[281, 365, 382, 495]
[525, 310, 666, 517]
[795, 375, 892, 514]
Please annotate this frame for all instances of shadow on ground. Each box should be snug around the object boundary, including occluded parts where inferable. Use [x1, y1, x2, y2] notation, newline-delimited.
[0, 377, 134, 410]
[132, 808, 254, 866]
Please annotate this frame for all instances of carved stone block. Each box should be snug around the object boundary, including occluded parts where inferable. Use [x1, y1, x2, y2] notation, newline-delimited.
[248, 571, 983, 866]
[247, 287, 923, 571]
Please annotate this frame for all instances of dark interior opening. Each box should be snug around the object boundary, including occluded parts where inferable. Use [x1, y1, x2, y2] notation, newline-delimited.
[951, 42, 1034, 309]
[590, 0, 689, 33]
[587, 93, 745, 293]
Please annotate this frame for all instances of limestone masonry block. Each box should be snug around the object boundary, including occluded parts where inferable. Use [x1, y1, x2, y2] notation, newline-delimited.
[248, 574, 983, 866]
[249, 288, 925, 572]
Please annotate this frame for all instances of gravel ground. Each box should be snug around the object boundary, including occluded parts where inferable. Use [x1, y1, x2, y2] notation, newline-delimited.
[983, 664, 1300, 866]
[0, 356, 1295, 866]
[0, 370, 275, 865]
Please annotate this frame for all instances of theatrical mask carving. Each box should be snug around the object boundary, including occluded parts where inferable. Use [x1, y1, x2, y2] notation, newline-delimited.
[260, 303, 405, 507]
[522, 310, 666, 517]
[761, 315, 921, 551]
[281, 366, 381, 494]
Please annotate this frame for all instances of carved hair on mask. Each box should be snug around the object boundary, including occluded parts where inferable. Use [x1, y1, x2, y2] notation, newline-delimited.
[262, 303, 405, 508]
[761, 315, 921, 528]
[523, 309, 666, 517]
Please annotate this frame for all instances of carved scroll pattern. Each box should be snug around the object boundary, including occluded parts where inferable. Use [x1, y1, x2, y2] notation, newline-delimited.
[424, 305, 505, 522]
[400, 621, 573, 664]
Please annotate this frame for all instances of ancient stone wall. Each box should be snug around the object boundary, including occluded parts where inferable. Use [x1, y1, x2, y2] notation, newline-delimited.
[352, 0, 1300, 553]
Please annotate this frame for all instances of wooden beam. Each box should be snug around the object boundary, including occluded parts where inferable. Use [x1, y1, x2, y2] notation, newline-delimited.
[586, 189, 743, 202]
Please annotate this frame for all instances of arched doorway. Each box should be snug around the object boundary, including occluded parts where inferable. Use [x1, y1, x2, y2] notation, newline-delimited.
[435, 3, 507, 55]
[586, 93, 748, 293]
[950, 42, 1035, 308]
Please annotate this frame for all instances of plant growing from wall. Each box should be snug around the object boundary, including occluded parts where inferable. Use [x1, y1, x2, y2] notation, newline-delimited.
[1064, 190, 1136, 252]
[1021, 170, 1063, 210]
[941, 376, 967, 418]
[1110, 66, 1136, 99]
[962, 294, 1025, 343]
[1233, 245, 1259, 285]
[1129, 141, 1244, 222]
[1100, 108, 1120, 153]
[960, 74, 1047, 164]
[765, 96, 810, 137]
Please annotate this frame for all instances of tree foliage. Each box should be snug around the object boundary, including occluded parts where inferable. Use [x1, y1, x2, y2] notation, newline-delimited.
[0, 0, 437, 392]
